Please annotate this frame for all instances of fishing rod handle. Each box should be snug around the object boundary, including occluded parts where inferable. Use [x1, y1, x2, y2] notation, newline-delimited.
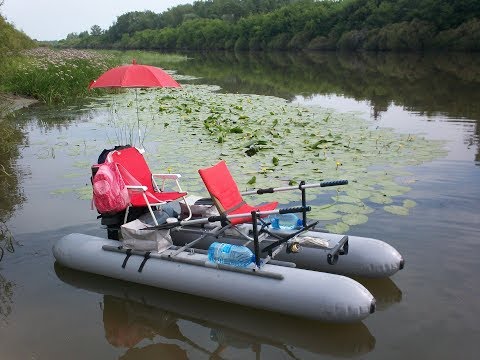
[243, 180, 349, 195]
[319, 179, 348, 187]
[278, 206, 311, 214]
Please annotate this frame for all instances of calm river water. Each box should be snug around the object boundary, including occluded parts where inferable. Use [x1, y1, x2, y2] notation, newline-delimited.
[0, 51, 479, 359]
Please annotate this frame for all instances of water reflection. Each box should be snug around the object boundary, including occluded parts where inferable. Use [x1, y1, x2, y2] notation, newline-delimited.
[0, 273, 14, 321]
[0, 112, 25, 272]
[12, 100, 104, 132]
[355, 277, 403, 311]
[55, 263, 376, 358]
[169, 51, 480, 159]
[0, 107, 35, 324]
[104, 297, 188, 359]
[0, 116, 26, 227]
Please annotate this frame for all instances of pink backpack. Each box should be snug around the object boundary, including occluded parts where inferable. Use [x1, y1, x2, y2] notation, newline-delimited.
[92, 161, 130, 214]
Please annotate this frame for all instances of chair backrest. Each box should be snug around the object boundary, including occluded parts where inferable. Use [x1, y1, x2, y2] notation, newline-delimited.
[109, 147, 153, 191]
[198, 161, 245, 215]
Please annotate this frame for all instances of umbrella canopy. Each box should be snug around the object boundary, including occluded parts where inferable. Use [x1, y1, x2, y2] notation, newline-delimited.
[88, 60, 181, 146]
[89, 59, 180, 89]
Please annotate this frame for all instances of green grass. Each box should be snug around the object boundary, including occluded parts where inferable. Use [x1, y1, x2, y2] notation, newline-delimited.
[0, 48, 188, 105]
[0, 48, 120, 104]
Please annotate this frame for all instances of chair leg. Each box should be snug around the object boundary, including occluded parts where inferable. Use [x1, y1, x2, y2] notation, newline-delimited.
[181, 196, 192, 221]
[142, 193, 159, 226]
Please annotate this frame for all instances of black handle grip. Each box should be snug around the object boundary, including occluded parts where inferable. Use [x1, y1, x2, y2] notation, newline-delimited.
[256, 187, 275, 194]
[278, 206, 311, 214]
[208, 215, 227, 223]
[320, 179, 348, 187]
[143, 221, 181, 230]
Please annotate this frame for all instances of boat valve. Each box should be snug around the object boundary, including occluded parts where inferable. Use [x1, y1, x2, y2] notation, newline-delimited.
[287, 242, 300, 254]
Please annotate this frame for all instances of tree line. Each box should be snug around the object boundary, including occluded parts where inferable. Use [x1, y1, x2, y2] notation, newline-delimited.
[53, 0, 480, 51]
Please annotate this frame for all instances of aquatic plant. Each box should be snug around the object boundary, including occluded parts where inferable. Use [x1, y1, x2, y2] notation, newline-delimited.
[47, 83, 446, 230]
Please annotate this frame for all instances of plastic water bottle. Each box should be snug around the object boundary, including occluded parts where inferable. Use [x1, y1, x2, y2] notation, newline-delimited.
[208, 242, 255, 268]
[269, 213, 303, 230]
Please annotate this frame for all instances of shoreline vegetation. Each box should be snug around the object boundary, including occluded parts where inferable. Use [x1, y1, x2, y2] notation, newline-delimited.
[51, 0, 480, 52]
[1, 0, 479, 107]
[0, 48, 188, 106]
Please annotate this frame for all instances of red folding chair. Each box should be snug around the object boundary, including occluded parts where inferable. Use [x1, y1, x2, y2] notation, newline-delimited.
[109, 147, 191, 225]
[198, 160, 278, 225]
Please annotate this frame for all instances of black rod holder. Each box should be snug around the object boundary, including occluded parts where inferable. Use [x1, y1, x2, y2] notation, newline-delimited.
[300, 180, 307, 226]
[251, 210, 261, 267]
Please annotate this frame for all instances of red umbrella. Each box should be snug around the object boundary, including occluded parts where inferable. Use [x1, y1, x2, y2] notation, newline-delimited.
[88, 59, 180, 89]
[89, 60, 181, 145]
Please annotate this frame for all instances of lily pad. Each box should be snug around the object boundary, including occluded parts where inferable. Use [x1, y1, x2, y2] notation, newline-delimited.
[51, 188, 72, 195]
[308, 207, 342, 220]
[342, 213, 369, 226]
[333, 195, 362, 204]
[75, 185, 94, 200]
[42, 81, 445, 225]
[345, 188, 371, 199]
[325, 222, 350, 234]
[369, 194, 394, 204]
[403, 199, 417, 208]
[384, 205, 409, 216]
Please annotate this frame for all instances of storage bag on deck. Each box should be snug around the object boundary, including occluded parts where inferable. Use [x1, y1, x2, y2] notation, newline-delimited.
[121, 219, 172, 253]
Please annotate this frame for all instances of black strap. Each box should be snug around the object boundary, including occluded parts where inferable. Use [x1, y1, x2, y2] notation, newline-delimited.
[138, 252, 151, 272]
[223, 200, 246, 214]
[121, 248, 132, 268]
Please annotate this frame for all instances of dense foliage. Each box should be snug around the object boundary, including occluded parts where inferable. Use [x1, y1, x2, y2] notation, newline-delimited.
[58, 0, 480, 51]
[0, 3, 35, 59]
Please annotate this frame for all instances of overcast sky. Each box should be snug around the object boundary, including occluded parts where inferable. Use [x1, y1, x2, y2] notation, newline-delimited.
[2, 0, 193, 41]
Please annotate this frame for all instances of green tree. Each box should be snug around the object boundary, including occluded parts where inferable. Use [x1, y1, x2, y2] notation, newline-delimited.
[107, 11, 161, 42]
[53, 0, 480, 52]
[0, 13, 34, 58]
[90, 25, 103, 36]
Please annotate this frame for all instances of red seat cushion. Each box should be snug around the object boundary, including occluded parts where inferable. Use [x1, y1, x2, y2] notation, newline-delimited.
[128, 191, 187, 207]
[199, 160, 278, 225]
[112, 147, 186, 206]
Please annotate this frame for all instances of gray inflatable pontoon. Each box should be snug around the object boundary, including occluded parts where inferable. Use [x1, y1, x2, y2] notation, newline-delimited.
[170, 224, 404, 278]
[53, 233, 376, 322]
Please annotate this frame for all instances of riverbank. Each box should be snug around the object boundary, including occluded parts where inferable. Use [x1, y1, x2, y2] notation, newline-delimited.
[0, 93, 38, 115]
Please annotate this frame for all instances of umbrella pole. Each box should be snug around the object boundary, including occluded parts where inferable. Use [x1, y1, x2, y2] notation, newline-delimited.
[135, 88, 141, 147]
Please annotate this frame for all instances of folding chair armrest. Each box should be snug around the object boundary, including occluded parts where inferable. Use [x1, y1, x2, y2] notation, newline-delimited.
[126, 185, 148, 192]
[152, 173, 185, 194]
[152, 173, 181, 180]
